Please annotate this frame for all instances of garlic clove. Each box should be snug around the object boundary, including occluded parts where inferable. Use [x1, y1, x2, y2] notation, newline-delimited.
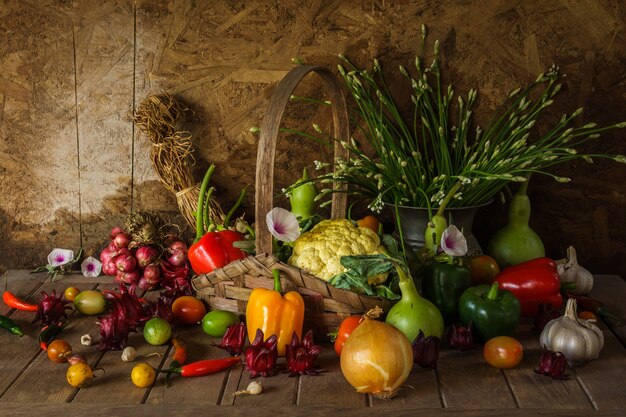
[121, 346, 137, 362]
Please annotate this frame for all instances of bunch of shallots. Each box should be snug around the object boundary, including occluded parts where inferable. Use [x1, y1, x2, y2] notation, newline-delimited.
[99, 226, 190, 291]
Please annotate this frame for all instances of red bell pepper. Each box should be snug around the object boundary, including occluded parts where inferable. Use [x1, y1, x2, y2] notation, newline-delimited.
[188, 164, 247, 275]
[189, 230, 246, 274]
[494, 257, 562, 317]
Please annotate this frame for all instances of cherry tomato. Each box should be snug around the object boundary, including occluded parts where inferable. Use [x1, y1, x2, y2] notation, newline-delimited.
[333, 315, 362, 356]
[483, 336, 523, 369]
[64, 286, 81, 302]
[47, 339, 73, 363]
[578, 310, 598, 321]
[356, 215, 380, 234]
[171, 296, 207, 325]
[468, 255, 500, 285]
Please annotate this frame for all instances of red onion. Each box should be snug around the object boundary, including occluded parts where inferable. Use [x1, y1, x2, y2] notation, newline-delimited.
[143, 263, 162, 286]
[117, 270, 140, 285]
[110, 226, 126, 239]
[115, 254, 137, 273]
[167, 249, 187, 267]
[138, 276, 158, 291]
[113, 232, 132, 249]
[169, 240, 188, 253]
[135, 245, 160, 269]
[100, 247, 115, 265]
[102, 260, 119, 276]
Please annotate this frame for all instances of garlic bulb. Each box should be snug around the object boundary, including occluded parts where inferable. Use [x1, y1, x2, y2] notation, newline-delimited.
[121, 346, 136, 362]
[540, 298, 604, 362]
[558, 246, 593, 294]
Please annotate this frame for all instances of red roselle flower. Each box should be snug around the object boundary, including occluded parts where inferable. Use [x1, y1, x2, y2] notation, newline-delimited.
[244, 329, 278, 378]
[217, 322, 247, 356]
[412, 330, 440, 369]
[33, 290, 71, 327]
[447, 323, 473, 350]
[285, 330, 322, 376]
[535, 348, 569, 379]
[533, 303, 562, 333]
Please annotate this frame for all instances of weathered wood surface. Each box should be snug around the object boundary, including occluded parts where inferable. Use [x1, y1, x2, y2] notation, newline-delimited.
[1, 0, 625, 282]
[0, 271, 624, 416]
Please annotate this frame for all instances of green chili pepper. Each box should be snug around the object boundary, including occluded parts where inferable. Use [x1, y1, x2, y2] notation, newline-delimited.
[420, 261, 471, 324]
[458, 282, 521, 342]
[0, 314, 24, 337]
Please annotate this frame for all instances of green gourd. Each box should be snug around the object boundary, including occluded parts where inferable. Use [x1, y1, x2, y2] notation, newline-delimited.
[385, 261, 444, 341]
[487, 179, 545, 269]
[289, 168, 318, 220]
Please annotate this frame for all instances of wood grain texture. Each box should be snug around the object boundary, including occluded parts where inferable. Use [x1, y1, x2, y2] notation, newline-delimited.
[1, 0, 625, 282]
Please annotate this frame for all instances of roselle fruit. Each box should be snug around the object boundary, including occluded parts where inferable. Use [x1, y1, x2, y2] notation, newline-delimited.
[285, 330, 322, 376]
[534, 348, 569, 379]
[245, 329, 278, 378]
[447, 323, 473, 351]
[33, 290, 71, 326]
[217, 323, 247, 356]
[412, 330, 440, 369]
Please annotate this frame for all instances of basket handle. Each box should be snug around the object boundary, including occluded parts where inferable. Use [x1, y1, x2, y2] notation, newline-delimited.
[255, 65, 350, 255]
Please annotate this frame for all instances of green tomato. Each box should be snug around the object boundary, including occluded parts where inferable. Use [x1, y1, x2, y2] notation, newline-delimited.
[143, 317, 172, 346]
[201, 310, 240, 337]
[73, 290, 106, 315]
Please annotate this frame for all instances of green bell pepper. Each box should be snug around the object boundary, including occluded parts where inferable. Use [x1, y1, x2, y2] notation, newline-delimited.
[458, 282, 521, 342]
[420, 262, 471, 324]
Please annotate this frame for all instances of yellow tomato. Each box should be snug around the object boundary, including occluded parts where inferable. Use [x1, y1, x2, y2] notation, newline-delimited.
[131, 362, 156, 388]
[66, 362, 94, 388]
[64, 286, 81, 302]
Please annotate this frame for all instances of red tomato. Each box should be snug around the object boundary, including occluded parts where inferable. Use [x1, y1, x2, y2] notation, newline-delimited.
[47, 339, 73, 363]
[334, 315, 362, 356]
[171, 296, 207, 325]
[468, 255, 500, 285]
[483, 336, 523, 369]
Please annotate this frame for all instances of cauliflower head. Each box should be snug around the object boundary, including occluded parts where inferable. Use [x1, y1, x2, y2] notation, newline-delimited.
[288, 219, 386, 281]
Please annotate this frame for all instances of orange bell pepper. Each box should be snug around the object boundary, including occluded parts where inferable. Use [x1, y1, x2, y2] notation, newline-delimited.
[245, 269, 305, 356]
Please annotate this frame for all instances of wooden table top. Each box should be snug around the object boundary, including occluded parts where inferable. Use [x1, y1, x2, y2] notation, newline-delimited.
[0, 270, 624, 417]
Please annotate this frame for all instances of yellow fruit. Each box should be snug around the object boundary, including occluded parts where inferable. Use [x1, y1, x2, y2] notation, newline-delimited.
[66, 362, 94, 388]
[131, 362, 156, 388]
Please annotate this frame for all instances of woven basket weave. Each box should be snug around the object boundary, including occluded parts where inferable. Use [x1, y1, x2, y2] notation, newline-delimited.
[191, 65, 393, 338]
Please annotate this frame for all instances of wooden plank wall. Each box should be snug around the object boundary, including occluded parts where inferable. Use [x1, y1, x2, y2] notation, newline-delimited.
[0, 0, 625, 277]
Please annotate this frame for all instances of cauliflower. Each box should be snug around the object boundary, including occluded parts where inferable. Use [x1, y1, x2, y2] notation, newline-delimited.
[288, 219, 387, 281]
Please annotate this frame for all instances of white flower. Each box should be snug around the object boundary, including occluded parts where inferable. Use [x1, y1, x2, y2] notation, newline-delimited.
[47, 249, 74, 267]
[441, 225, 467, 257]
[266, 207, 300, 243]
[81, 256, 102, 278]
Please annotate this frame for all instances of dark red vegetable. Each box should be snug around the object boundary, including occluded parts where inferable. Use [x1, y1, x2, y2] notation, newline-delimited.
[3, 291, 38, 312]
[412, 330, 441, 368]
[285, 330, 322, 376]
[217, 322, 247, 356]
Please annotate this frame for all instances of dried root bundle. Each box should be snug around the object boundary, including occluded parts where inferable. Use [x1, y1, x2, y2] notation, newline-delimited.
[134, 93, 224, 228]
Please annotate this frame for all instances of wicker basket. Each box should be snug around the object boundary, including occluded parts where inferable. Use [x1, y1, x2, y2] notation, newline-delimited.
[191, 65, 393, 338]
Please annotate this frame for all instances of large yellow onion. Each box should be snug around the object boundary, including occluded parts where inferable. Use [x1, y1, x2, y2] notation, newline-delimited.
[340, 317, 413, 398]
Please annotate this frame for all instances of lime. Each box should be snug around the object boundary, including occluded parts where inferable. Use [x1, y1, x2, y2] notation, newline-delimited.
[201, 310, 240, 337]
[143, 317, 172, 346]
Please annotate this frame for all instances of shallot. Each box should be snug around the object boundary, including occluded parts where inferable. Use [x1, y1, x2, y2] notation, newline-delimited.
[135, 245, 160, 269]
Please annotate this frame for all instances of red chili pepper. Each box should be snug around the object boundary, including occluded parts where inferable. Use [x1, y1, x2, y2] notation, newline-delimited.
[3, 291, 38, 312]
[160, 356, 240, 383]
[39, 323, 65, 350]
[495, 257, 562, 317]
[171, 338, 187, 365]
